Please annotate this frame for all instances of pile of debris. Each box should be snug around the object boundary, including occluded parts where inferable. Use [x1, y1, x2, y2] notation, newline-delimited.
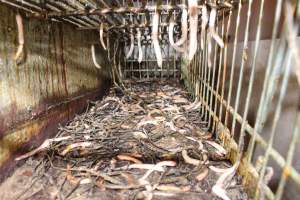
[3, 80, 247, 200]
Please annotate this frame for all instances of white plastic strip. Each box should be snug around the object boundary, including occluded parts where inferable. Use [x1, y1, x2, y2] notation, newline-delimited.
[137, 28, 142, 63]
[168, 18, 185, 52]
[175, 8, 188, 46]
[91, 45, 102, 69]
[152, 11, 162, 68]
[201, 5, 208, 50]
[188, 0, 198, 61]
[99, 23, 107, 50]
[14, 13, 24, 61]
[209, 8, 224, 48]
[126, 32, 134, 59]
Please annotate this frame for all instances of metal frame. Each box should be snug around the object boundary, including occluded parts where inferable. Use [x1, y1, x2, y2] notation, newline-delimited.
[184, 0, 300, 199]
[1, 0, 299, 199]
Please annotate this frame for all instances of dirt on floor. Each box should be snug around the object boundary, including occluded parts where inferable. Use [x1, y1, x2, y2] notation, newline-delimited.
[0, 80, 248, 200]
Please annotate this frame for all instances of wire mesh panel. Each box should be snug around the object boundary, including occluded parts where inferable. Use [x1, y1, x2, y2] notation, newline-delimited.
[184, 1, 300, 199]
[122, 1, 182, 79]
[124, 43, 180, 79]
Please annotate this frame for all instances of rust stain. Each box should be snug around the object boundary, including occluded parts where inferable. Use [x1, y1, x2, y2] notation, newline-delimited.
[0, 80, 109, 138]
[32, 63, 37, 104]
[45, 63, 49, 98]
[217, 123, 263, 199]
[7, 73, 17, 130]
[50, 47, 55, 97]
[283, 166, 291, 178]
[0, 102, 18, 140]
[59, 25, 68, 95]
[47, 27, 54, 97]
[0, 117, 5, 137]
[27, 62, 31, 90]
[52, 27, 61, 96]
[46, 27, 52, 99]
[0, 4, 111, 184]
[0, 85, 110, 183]
[37, 63, 42, 97]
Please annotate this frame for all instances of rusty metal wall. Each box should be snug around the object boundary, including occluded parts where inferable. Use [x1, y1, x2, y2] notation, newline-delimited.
[0, 4, 111, 181]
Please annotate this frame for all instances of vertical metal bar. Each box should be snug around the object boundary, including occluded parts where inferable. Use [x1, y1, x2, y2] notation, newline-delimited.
[194, 55, 197, 94]
[124, 42, 127, 78]
[197, 49, 202, 98]
[152, 46, 155, 78]
[130, 48, 133, 78]
[190, 57, 193, 89]
[161, 44, 164, 80]
[191, 55, 196, 94]
[199, 32, 207, 118]
[247, 0, 283, 161]
[188, 58, 191, 85]
[139, 41, 142, 79]
[140, 45, 143, 79]
[204, 27, 212, 124]
[174, 46, 176, 78]
[275, 108, 300, 200]
[224, 0, 242, 127]
[192, 51, 196, 95]
[208, 43, 217, 128]
[144, 45, 146, 79]
[123, 2, 127, 79]
[195, 48, 199, 87]
[119, 48, 123, 80]
[142, 45, 147, 79]
[191, 50, 194, 86]
[255, 50, 293, 200]
[212, 12, 225, 132]
[219, 10, 232, 122]
[197, 46, 202, 99]
[194, 50, 199, 98]
[133, 42, 136, 78]
[194, 51, 198, 91]
[206, 27, 218, 129]
[168, 42, 170, 79]
[146, 43, 149, 79]
[231, 0, 254, 141]
[154, 24, 157, 79]
[160, 14, 163, 80]
[260, 2, 300, 198]
[238, 0, 266, 154]
[126, 46, 128, 79]
[203, 32, 209, 122]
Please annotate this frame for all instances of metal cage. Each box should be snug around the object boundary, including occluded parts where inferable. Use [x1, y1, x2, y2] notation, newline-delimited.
[1, 0, 299, 199]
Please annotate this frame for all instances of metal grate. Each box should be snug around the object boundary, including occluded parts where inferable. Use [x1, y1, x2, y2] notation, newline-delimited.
[1, 0, 300, 199]
[182, 1, 300, 200]
[0, 0, 236, 78]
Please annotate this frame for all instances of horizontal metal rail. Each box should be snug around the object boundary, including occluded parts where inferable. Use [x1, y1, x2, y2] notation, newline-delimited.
[182, 1, 300, 199]
[196, 77, 300, 187]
